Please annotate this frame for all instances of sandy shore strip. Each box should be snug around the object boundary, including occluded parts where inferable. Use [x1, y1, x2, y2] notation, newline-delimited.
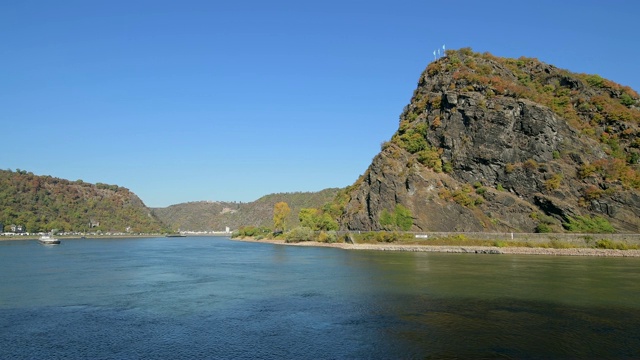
[232, 238, 640, 257]
[4, 235, 638, 257]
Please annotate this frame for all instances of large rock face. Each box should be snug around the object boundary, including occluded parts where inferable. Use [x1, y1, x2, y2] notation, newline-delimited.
[340, 48, 640, 233]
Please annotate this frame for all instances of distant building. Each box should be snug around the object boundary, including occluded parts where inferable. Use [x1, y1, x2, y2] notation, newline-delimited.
[10, 224, 25, 233]
[90, 220, 100, 228]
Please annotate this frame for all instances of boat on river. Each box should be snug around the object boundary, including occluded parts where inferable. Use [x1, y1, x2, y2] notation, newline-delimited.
[165, 233, 186, 238]
[38, 234, 61, 245]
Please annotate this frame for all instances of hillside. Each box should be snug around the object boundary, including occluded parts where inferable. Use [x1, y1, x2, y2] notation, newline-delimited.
[0, 169, 165, 233]
[152, 188, 341, 231]
[337, 48, 640, 233]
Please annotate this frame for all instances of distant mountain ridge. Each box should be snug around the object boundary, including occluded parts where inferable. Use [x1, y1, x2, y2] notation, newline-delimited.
[152, 188, 341, 231]
[0, 169, 165, 233]
[336, 48, 640, 233]
[0, 167, 340, 234]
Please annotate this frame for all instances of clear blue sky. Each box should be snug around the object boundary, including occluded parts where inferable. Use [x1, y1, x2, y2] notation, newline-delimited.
[2, 0, 639, 207]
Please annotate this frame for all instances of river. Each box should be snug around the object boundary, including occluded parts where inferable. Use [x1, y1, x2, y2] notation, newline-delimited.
[1, 237, 639, 359]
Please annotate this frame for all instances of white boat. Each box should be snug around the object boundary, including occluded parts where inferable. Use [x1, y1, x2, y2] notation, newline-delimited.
[38, 234, 61, 245]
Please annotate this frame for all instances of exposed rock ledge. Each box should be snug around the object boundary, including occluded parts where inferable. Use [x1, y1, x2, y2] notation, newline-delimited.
[232, 238, 640, 257]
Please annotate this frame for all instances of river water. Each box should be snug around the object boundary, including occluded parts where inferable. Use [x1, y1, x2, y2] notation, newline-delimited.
[1, 237, 639, 359]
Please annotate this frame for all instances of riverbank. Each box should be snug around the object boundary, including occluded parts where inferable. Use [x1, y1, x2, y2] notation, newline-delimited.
[0, 234, 164, 241]
[232, 237, 640, 257]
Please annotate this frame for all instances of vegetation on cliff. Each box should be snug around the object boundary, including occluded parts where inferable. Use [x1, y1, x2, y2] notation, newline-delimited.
[337, 48, 640, 233]
[0, 169, 165, 233]
[422, 48, 640, 186]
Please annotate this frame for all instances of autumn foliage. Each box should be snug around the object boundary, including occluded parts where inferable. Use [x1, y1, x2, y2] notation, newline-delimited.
[0, 169, 165, 233]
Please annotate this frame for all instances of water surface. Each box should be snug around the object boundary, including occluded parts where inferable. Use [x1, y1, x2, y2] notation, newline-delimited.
[1, 237, 639, 359]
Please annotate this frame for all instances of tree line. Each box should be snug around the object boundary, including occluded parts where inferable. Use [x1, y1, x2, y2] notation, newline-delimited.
[0, 169, 165, 233]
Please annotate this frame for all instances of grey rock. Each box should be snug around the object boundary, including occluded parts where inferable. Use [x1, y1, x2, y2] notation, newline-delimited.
[339, 49, 640, 233]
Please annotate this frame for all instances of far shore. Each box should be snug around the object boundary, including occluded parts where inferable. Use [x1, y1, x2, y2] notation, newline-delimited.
[4, 234, 639, 257]
[0, 234, 164, 241]
[0, 233, 232, 242]
[231, 237, 640, 257]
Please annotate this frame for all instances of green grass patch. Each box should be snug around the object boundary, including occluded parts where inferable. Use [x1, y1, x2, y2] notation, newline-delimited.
[563, 215, 615, 233]
[593, 239, 639, 250]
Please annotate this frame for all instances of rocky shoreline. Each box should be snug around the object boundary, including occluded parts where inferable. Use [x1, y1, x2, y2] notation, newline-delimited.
[232, 238, 640, 257]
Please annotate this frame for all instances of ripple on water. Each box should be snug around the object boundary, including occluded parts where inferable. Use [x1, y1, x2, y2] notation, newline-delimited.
[2, 238, 640, 359]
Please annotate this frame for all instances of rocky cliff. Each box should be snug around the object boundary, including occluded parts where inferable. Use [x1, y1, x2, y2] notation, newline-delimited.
[339, 48, 640, 233]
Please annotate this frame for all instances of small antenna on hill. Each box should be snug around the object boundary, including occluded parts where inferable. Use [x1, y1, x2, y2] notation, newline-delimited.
[437, 48, 441, 58]
[433, 50, 436, 61]
[442, 44, 445, 56]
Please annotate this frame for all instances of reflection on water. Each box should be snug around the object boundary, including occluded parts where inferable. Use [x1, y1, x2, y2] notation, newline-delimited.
[1, 237, 639, 359]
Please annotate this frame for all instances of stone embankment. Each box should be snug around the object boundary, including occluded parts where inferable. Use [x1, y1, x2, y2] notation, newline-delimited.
[233, 238, 640, 257]
[348, 244, 640, 257]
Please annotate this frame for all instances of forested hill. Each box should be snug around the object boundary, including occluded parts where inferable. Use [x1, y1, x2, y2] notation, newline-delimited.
[0, 169, 165, 233]
[152, 188, 341, 231]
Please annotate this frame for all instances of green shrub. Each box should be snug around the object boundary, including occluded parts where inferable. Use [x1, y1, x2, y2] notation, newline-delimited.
[620, 93, 635, 106]
[595, 239, 614, 249]
[429, 96, 442, 109]
[545, 173, 563, 191]
[548, 239, 574, 249]
[585, 74, 604, 88]
[379, 209, 395, 229]
[563, 216, 615, 233]
[298, 207, 338, 231]
[417, 148, 442, 172]
[284, 227, 314, 243]
[394, 130, 428, 154]
[233, 226, 269, 238]
[459, 47, 474, 56]
[453, 234, 468, 242]
[535, 223, 552, 233]
[450, 184, 481, 208]
[395, 205, 413, 231]
[352, 231, 414, 243]
[318, 230, 338, 243]
[594, 239, 636, 250]
[377, 232, 399, 243]
[317, 213, 339, 231]
[379, 205, 414, 231]
[380, 141, 393, 151]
